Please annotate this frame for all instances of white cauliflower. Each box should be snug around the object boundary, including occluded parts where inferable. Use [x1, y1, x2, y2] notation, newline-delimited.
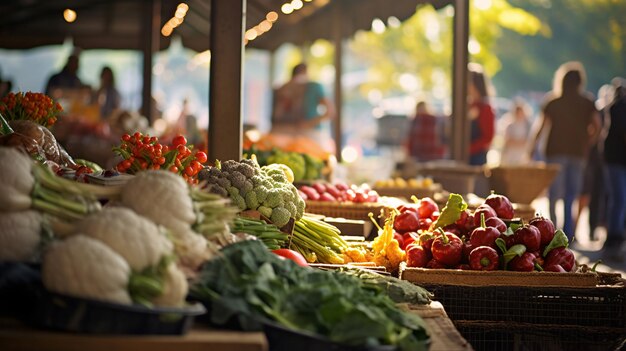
[75, 207, 173, 271]
[0, 210, 43, 262]
[119, 171, 212, 272]
[42, 235, 132, 304]
[0, 147, 34, 211]
[151, 263, 189, 307]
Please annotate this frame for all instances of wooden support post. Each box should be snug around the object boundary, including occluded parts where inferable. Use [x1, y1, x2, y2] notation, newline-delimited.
[332, 3, 343, 162]
[141, 0, 160, 122]
[451, 0, 469, 163]
[209, 0, 246, 162]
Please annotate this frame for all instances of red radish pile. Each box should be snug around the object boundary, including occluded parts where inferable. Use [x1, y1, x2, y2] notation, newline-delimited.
[298, 182, 379, 203]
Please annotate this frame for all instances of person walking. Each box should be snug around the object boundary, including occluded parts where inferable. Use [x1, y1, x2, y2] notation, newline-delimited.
[500, 99, 532, 165]
[406, 101, 446, 162]
[271, 63, 335, 152]
[530, 61, 601, 241]
[603, 78, 626, 261]
[467, 63, 495, 166]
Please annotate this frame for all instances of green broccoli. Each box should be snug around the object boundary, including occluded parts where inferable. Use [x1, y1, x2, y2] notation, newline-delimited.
[258, 206, 273, 218]
[264, 188, 284, 208]
[250, 175, 265, 187]
[270, 172, 288, 184]
[296, 197, 305, 219]
[254, 185, 269, 203]
[245, 191, 259, 210]
[285, 201, 298, 219]
[227, 186, 240, 198]
[232, 194, 247, 210]
[270, 206, 291, 227]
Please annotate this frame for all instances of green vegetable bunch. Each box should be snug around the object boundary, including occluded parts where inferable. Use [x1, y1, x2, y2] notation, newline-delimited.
[198, 158, 305, 227]
[267, 149, 306, 182]
[190, 240, 430, 350]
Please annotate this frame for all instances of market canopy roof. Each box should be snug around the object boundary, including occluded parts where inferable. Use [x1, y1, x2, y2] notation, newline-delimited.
[0, 0, 453, 52]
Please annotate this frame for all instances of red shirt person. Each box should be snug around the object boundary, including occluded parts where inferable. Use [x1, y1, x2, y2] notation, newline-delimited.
[468, 64, 495, 166]
[407, 101, 446, 161]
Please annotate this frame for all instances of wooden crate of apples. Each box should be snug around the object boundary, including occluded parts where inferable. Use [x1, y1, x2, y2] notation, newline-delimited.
[373, 177, 442, 200]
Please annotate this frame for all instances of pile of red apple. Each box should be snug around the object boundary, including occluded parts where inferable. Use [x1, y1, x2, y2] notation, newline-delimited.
[401, 193, 576, 273]
[298, 182, 379, 203]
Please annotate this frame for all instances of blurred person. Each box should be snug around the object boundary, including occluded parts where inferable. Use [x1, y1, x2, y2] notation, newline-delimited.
[500, 99, 532, 165]
[530, 61, 601, 240]
[44, 54, 84, 97]
[271, 63, 335, 152]
[603, 78, 626, 260]
[577, 84, 613, 240]
[175, 98, 202, 146]
[95, 66, 121, 120]
[0, 66, 12, 98]
[406, 101, 446, 162]
[467, 63, 495, 166]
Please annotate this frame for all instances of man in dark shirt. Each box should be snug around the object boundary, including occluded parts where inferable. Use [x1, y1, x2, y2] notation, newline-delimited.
[44, 54, 83, 97]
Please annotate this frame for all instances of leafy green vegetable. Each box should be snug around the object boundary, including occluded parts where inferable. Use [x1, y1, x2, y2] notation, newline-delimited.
[339, 267, 432, 305]
[432, 193, 467, 229]
[542, 229, 569, 257]
[190, 240, 429, 350]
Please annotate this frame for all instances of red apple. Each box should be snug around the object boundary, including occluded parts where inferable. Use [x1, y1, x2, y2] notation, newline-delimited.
[484, 192, 515, 219]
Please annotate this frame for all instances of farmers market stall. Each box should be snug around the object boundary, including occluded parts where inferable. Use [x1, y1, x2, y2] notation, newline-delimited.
[1, 92, 625, 351]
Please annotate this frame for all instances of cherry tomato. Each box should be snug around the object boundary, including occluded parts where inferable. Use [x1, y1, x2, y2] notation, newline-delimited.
[191, 160, 203, 172]
[184, 166, 194, 177]
[172, 135, 187, 147]
[133, 132, 142, 140]
[143, 136, 151, 144]
[272, 249, 309, 267]
[177, 144, 187, 155]
[169, 166, 179, 173]
[122, 134, 131, 142]
[195, 151, 207, 164]
[157, 157, 166, 165]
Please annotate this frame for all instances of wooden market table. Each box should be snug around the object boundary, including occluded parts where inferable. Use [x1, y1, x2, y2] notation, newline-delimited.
[0, 319, 268, 351]
[0, 302, 470, 351]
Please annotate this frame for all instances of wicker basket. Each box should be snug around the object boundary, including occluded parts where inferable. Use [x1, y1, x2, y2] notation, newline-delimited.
[304, 201, 391, 222]
[488, 164, 560, 204]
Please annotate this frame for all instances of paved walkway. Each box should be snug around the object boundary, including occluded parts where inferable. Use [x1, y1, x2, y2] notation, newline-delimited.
[531, 197, 625, 277]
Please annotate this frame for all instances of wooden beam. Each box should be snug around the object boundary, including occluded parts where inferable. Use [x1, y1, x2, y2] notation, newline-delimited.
[450, 0, 469, 163]
[209, 0, 245, 162]
[141, 0, 160, 122]
[332, 2, 344, 162]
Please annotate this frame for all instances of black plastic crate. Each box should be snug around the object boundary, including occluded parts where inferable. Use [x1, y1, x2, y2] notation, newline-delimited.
[454, 320, 626, 351]
[422, 284, 626, 328]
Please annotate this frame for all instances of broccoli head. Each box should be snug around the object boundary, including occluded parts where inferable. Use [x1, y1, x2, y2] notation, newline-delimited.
[263, 188, 284, 208]
[254, 185, 269, 203]
[266, 151, 306, 182]
[216, 176, 232, 189]
[235, 162, 255, 179]
[296, 197, 305, 219]
[239, 179, 254, 196]
[257, 206, 273, 219]
[285, 201, 298, 219]
[227, 186, 240, 198]
[270, 172, 288, 184]
[270, 206, 292, 227]
[245, 191, 259, 210]
[221, 160, 239, 173]
[250, 175, 265, 187]
[208, 185, 228, 198]
[227, 171, 247, 190]
[232, 194, 247, 211]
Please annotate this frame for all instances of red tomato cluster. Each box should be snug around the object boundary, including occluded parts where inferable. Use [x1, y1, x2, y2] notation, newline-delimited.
[113, 132, 207, 183]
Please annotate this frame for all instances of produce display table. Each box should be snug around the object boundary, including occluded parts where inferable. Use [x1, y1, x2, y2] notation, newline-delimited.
[405, 302, 473, 351]
[0, 319, 268, 351]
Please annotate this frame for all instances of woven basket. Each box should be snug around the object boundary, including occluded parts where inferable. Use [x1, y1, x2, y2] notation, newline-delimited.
[488, 164, 560, 204]
[304, 201, 391, 222]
